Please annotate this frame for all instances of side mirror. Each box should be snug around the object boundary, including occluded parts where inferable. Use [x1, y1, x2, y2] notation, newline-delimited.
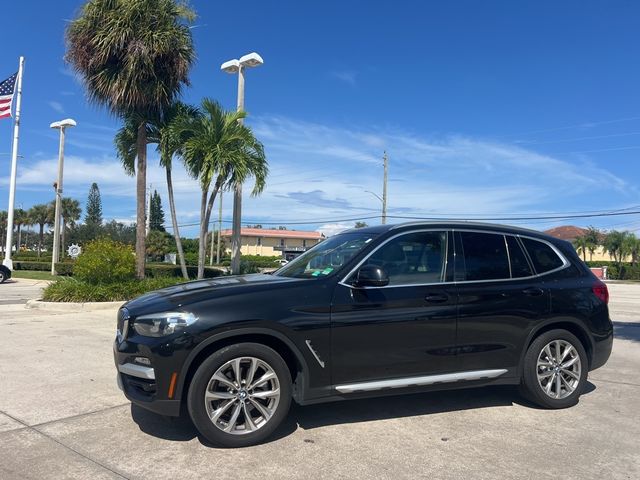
[354, 264, 389, 287]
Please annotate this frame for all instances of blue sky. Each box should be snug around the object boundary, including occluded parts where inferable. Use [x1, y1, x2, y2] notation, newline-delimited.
[1, 0, 639, 236]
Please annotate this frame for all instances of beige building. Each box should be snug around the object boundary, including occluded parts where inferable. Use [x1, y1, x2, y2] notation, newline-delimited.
[220, 228, 325, 260]
[544, 225, 630, 262]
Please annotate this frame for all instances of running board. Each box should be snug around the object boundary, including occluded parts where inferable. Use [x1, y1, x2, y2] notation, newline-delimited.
[335, 369, 508, 394]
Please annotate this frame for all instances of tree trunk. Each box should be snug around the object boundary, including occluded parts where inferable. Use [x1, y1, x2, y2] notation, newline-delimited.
[135, 122, 147, 279]
[166, 166, 189, 280]
[197, 188, 208, 279]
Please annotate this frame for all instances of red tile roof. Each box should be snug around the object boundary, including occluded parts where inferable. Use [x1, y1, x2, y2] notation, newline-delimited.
[544, 225, 587, 241]
[220, 228, 324, 240]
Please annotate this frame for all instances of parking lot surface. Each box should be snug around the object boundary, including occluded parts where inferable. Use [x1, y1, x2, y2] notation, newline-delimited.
[0, 278, 49, 305]
[0, 283, 638, 479]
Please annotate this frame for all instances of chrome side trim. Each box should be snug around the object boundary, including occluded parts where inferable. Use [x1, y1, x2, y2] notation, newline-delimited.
[335, 369, 508, 393]
[305, 340, 326, 368]
[118, 363, 155, 380]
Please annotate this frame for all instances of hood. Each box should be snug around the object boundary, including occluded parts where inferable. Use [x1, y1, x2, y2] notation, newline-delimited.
[123, 273, 302, 315]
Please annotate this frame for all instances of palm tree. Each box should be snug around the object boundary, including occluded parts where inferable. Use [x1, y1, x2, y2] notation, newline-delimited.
[623, 233, 640, 267]
[0, 210, 7, 254]
[13, 208, 27, 252]
[173, 99, 268, 279]
[115, 102, 199, 280]
[584, 226, 601, 261]
[603, 230, 630, 269]
[65, 0, 195, 279]
[573, 235, 588, 262]
[28, 204, 53, 257]
[59, 198, 82, 260]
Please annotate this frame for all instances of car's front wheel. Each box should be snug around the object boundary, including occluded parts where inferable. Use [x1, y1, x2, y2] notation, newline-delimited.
[187, 342, 292, 447]
[520, 329, 588, 409]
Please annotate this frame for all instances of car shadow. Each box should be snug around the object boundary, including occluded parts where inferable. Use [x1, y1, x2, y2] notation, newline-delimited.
[131, 383, 596, 447]
[613, 321, 640, 343]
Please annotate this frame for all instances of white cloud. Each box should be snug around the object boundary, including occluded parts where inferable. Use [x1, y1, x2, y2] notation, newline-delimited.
[4, 114, 635, 238]
[317, 223, 353, 237]
[329, 70, 357, 86]
[48, 101, 65, 114]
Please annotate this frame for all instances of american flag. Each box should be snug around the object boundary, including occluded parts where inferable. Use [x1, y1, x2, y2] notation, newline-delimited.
[0, 73, 18, 120]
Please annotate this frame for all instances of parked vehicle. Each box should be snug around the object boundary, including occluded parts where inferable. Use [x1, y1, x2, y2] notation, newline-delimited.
[0, 265, 11, 283]
[114, 222, 613, 447]
[277, 258, 289, 266]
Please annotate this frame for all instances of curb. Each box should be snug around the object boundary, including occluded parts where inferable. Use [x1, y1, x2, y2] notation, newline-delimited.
[25, 299, 125, 311]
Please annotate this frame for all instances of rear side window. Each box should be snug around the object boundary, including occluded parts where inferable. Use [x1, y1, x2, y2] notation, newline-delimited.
[521, 238, 565, 274]
[459, 232, 510, 281]
[506, 236, 533, 278]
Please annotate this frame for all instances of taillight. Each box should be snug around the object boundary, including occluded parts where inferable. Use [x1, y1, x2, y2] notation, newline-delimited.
[592, 280, 609, 304]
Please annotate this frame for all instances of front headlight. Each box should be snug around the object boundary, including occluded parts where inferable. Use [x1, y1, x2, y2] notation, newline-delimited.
[132, 312, 198, 337]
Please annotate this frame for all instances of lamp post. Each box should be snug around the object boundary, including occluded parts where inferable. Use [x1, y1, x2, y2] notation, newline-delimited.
[220, 52, 263, 275]
[49, 118, 76, 275]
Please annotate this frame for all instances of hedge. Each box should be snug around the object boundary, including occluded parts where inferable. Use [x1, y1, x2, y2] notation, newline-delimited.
[13, 261, 73, 275]
[145, 264, 225, 279]
[586, 261, 640, 280]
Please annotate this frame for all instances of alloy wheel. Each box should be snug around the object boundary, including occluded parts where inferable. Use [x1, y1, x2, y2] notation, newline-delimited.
[536, 339, 582, 399]
[204, 356, 281, 435]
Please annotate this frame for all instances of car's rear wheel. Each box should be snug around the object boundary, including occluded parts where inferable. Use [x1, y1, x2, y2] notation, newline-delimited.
[520, 329, 588, 408]
[187, 343, 292, 447]
[0, 268, 7, 284]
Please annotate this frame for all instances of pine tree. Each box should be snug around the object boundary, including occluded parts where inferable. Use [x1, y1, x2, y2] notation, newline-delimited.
[149, 190, 165, 232]
[85, 182, 103, 227]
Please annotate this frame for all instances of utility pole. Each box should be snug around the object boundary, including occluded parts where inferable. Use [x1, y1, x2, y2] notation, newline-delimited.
[216, 192, 223, 265]
[382, 151, 388, 225]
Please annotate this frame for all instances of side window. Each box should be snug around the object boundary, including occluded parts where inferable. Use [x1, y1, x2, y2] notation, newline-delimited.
[460, 232, 510, 281]
[365, 231, 447, 285]
[521, 238, 565, 274]
[506, 236, 533, 278]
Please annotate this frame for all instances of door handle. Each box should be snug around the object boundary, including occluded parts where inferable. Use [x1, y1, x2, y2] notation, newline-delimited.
[425, 293, 449, 303]
[522, 287, 544, 297]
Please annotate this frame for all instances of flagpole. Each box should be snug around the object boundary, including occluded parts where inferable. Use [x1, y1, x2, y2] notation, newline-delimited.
[3, 56, 25, 270]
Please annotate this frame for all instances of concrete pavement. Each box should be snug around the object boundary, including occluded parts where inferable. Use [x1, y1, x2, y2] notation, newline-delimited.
[0, 284, 638, 479]
[0, 278, 49, 305]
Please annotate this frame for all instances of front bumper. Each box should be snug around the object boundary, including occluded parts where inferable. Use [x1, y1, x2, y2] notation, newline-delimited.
[114, 339, 182, 416]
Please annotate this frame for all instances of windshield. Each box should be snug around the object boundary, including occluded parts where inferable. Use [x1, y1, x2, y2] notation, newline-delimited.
[274, 232, 377, 279]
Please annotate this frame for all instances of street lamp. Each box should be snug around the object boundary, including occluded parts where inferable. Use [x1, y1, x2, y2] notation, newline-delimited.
[50, 118, 76, 275]
[221, 52, 264, 275]
[364, 190, 386, 225]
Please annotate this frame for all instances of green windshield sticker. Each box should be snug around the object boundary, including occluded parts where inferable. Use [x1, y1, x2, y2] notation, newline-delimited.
[321, 267, 334, 275]
[311, 270, 322, 277]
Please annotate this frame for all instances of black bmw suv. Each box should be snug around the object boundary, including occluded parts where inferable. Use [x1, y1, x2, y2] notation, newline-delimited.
[114, 222, 613, 447]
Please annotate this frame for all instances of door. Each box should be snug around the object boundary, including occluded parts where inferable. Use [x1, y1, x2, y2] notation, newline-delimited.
[330, 230, 458, 386]
[455, 231, 550, 376]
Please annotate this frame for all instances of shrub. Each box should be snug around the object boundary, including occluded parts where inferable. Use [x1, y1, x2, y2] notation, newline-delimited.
[42, 277, 185, 302]
[73, 238, 135, 284]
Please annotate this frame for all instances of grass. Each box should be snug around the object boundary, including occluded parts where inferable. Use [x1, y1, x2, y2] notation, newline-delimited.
[11, 270, 59, 281]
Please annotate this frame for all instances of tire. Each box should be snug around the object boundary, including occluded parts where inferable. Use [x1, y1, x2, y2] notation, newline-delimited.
[187, 342, 292, 447]
[0, 269, 6, 284]
[520, 329, 588, 409]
